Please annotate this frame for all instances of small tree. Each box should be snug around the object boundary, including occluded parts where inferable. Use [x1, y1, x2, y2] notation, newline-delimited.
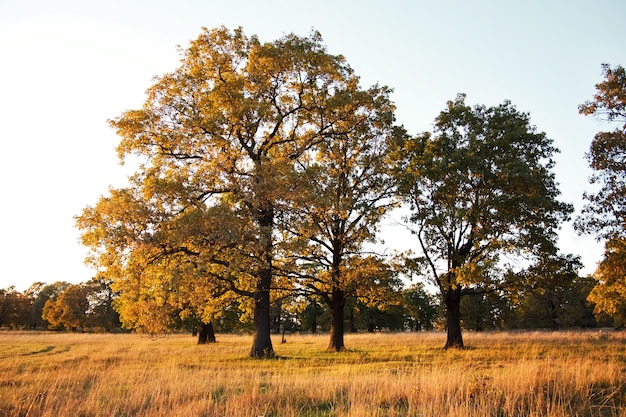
[403, 283, 438, 331]
[30, 282, 70, 329]
[42, 284, 91, 331]
[509, 254, 583, 329]
[460, 289, 510, 331]
[0, 287, 31, 329]
[299, 298, 327, 333]
[587, 239, 626, 326]
[282, 81, 402, 350]
[85, 276, 121, 331]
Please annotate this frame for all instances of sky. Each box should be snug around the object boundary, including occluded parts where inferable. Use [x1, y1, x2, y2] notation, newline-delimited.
[1, 0, 625, 291]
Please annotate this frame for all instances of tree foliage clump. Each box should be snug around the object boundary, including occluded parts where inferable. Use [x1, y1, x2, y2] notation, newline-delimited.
[0, 287, 31, 328]
[42, 278, 120, 332]
[587, 239, 626, 326]
[576, 64, 626, 240]
[576, 64, 626, 326]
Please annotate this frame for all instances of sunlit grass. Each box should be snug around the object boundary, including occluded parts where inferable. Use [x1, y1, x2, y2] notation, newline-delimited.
[0, 330, 624, 416]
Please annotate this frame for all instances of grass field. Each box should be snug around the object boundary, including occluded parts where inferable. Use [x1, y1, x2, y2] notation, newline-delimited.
[0, 330, 624, 416]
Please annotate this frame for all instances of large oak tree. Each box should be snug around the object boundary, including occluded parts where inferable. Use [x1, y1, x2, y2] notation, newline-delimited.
[77, 27, 391, 357]
[394, 95, 573, 348]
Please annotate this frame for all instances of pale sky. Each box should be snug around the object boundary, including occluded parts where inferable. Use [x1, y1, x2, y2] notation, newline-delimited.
[1, 0, 625, 291]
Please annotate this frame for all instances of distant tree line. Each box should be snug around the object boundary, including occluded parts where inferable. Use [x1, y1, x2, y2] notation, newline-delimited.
[0, 271, 612, 334]
[0, 277, 120, 332]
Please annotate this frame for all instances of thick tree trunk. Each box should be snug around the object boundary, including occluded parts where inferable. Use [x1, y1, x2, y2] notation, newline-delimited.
[249, 206, 275, 359]
[249, 269, 274, 358]
[444, 289, 464, 349]
[197, 322, 216, 344]
[327, 290, 346, 352]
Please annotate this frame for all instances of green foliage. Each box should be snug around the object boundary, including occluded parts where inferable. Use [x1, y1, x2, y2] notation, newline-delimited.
[0, 286, 30, 329]
[507, 254, 597, 329]
[349, 298, 406, 332]
[394, 94, 573, 347]
[403, 283, 439, 331]
[30, 281, 70, 329]
[460, 290, 511, 331]
[299, 299, 329, 333]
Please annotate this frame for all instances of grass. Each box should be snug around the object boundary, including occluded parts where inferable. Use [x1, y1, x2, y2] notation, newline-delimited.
[0, 330, 624, 416]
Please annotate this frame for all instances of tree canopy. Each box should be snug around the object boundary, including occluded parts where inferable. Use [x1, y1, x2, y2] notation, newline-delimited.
[576, 64, 626, 240]
[281, 83, 403, 351]
[394, 94, 573, 348]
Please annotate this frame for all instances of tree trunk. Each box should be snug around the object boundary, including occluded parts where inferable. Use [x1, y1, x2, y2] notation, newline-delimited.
[249, 207, 275, 359]
[249, 264, 275, 359]
[444, 289, 464, 349]
[349, 307, 357, 333]
[327, 290, 346, 352]
[197, 322, 216, 344]
[272, 299, 282, 334]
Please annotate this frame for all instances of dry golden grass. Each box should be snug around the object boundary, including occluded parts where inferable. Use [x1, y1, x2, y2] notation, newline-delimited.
[0, 330, 624, 416]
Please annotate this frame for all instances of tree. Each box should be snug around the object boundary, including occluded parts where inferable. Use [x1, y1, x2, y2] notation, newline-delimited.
[350, 297, 406, 332]
[403, 283, 438, 331]
[42, 284, 91, 331]
[575, 64, 626, 325]
[281, 84, 402, 351]
[77, 27, 374, 358]
[0, 287, 30, 328]
[31, 281, 70, 329]
[508, 254, 585, 329]
[298, 297, 328, 333]
[85, 276, 121, 331]
[40, 279, 121, 332]
[587, 239, 626, 326]
[575, 64, 626, 241]
[394, 95, 573, 348]
[25, 282, 47, 328]
[460, 288, 510, 331]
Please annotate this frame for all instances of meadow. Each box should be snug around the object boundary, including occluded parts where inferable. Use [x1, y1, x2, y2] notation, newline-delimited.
[0, 330, 624, 417]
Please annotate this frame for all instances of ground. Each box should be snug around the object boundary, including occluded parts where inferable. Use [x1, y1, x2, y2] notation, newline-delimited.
[0, 330, 624, 416]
